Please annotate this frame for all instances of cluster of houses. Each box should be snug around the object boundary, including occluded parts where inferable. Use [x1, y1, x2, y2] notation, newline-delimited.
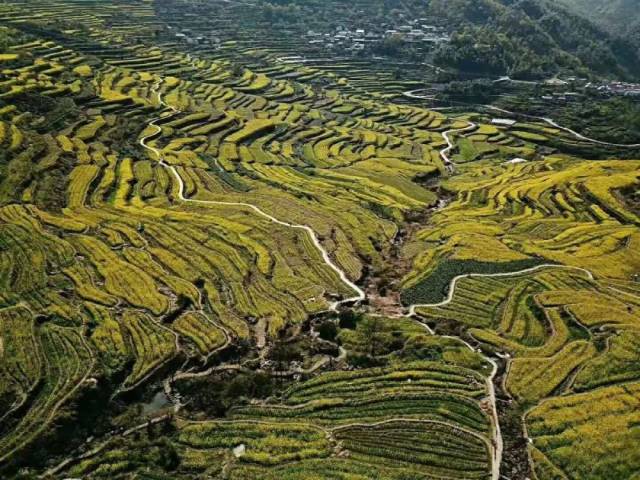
[304, 18, 450, 54]
[539, 91, 583, 103]
[168, 25, 222, 47]
[586, 81, 640, 97]
[536, 78, 640, 105]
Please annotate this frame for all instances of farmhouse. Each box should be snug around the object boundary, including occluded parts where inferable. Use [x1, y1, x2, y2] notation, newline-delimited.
[492, 118, 517, 126]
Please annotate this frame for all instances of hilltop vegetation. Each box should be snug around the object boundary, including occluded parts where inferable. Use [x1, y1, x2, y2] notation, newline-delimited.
[430, 0, 640, 79]
[560, 0, 640, 47]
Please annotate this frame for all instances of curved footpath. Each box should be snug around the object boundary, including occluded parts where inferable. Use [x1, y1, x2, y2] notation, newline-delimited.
[407, 264, 594, 316]
[486, 105, 640, 148]
[41, 77, 610, 480]
[141, 82, 365, 310]
[140, 81, 506, 479]
[402, 89, 640, 148]
[137, 80, 603, 480]
[440, 122, 477, 173]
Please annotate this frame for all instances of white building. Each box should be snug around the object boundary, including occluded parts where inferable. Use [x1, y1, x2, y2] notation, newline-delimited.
[491, 118, 517, 127]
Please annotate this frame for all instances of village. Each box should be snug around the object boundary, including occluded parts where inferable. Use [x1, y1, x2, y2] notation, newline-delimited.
[303, 17, 450, 55]
[587, 80, 640, 97]
[495, 75, 640, 106]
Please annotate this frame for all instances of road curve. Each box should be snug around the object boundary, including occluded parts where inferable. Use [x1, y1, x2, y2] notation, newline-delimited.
[440, 122, 477, 173]
[402, 90, 640, 148]
[142, 82, 505, 479]
[407, 264, 594, 316]
[405, 263, 595, 480]
[486, 105, 640, 148]
[403, 89, 436, 100]
[140, 81, 365, 310]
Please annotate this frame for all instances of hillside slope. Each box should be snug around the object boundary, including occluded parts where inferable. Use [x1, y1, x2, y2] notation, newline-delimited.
[559, 0, 639, 30]
[429, 0, 640, 79]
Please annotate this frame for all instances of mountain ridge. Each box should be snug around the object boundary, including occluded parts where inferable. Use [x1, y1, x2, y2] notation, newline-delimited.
[559, 0, 640, 48]
[427, 0, 640, 79]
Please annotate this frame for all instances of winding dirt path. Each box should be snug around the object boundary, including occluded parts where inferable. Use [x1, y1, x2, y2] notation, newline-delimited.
[439, 122, 477, 173]
[407, 264, 595, 480]
[486, 105, 640, 148]
[403, 90, 640, 148]
[140, 83, 507, 479]
[141, 82, 365, 310]
[407, 264, 594, 316]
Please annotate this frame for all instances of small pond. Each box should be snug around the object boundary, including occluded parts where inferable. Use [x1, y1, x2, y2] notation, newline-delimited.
[142, 391, 171, 415]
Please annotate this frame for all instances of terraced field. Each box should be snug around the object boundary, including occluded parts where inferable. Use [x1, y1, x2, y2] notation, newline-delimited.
[407, 152, 640, 477]
[0, 1, 639, 479]
[49, 316, 497, 479]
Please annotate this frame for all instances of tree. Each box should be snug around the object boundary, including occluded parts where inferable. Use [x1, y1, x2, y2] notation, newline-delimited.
[374, 34, 405, 57]
[317, 320, 338, 341]
[338, 310, 362, 329]
[157, 439, 180, 471]
[359, 317, 382, 357]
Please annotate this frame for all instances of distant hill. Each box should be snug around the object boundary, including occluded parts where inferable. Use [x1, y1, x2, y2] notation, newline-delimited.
[558, 1, 638, 31]
[559, 0, 640, 47]
[426, 0, 640, 80]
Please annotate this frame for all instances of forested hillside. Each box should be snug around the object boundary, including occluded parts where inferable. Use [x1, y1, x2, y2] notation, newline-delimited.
[560, 0, 640, 45]
[429, 0, 640, 79]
